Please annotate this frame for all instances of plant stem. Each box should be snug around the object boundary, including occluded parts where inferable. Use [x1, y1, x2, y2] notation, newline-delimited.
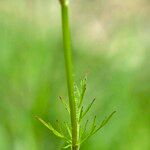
[59, 0, 79, 149]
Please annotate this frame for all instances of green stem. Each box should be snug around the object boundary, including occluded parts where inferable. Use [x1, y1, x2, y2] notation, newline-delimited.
[59, 0, 79, 149]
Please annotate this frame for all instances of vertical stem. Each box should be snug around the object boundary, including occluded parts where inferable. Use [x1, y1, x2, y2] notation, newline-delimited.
[59, 0, 79, 149]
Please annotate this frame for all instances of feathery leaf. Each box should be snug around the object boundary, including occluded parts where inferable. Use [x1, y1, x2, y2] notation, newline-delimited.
[81, 98, 95, 120]
[93, 111, 116, 135]
[35, 116, 65, 138]
[59, 96, 70, 114]
[78, 77, 87, 108]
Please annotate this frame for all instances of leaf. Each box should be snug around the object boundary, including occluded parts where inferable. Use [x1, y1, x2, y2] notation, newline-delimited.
[74, 82, 80, 100]
[90, 116, 97, 133]
[64, 122, 72, 138]
[80, 117, 96, 144]
[59, 96, 70, 114]
[73, 85, 80, 120]
[79, 106, 83, 122]
[80, 119, 89, 139]
[81, 98, 95, 120]
[35, 116, 64, 138]
[78, 77, 87, 108]
[80, 111, 116, 145]
[56, 120, 64, 135]
[63, 144, 71, 149]
[93, 111, 116, 135]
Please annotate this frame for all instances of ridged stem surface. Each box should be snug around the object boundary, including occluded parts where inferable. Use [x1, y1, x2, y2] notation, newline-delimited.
[60, 0, 79, 149]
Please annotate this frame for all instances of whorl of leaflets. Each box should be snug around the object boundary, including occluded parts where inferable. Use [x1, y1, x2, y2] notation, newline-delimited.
[36, 76, 116, 149]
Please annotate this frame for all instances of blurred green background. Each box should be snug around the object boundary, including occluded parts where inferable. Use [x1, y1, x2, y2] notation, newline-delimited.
[0, 0, 149, 150]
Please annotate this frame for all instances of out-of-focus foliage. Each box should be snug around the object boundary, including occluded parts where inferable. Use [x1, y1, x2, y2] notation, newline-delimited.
[0, 0, 149, 150]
